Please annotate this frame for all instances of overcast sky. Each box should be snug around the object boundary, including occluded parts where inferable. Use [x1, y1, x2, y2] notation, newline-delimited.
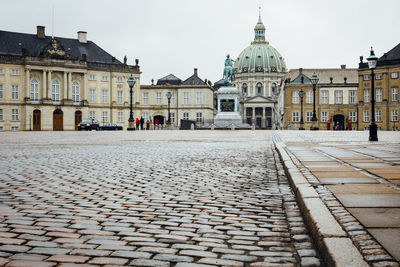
[2, 0, 399, 84]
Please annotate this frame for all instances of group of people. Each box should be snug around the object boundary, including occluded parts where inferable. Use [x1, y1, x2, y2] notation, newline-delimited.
[135, 117, 164, 130]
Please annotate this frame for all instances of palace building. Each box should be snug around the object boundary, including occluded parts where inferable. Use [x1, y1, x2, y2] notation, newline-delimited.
[233, 13, 287, 129]
[0, 26, 140, 131]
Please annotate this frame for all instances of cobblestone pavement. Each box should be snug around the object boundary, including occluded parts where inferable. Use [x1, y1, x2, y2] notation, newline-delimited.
[0, 131, 320, 267]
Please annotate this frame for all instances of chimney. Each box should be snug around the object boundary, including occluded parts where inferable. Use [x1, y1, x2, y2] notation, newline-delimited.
[37, 26, 45, 38]
[341, 64, 346, 69]
[77, 31, 87, 43]
[194, 68, 198, 76]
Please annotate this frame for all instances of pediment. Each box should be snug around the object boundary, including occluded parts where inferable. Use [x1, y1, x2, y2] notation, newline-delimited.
[245, 95, 276, 103]
[42, 38, 70, 59]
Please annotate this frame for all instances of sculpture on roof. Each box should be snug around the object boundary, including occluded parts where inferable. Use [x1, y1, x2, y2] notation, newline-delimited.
[223, 54, 235, 86]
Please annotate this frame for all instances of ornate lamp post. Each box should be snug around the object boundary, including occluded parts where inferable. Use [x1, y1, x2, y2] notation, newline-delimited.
[310, 72, 319, 130]
[367, 47, 378, 141]
[127, 74, 136, 131]
[299, 89, 305, 130]
[166, 91, 172, 124]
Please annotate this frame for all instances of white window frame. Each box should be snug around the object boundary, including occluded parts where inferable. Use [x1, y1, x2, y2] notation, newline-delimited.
[335, 90, 343, 104]
[183, 92, 189, 104]
[364, 89, 370, 103]
[349, 90, 357, 104]
[118, 111, 123, 122]
[30, 79, 39, 102]
[102, 90, 108, 103]
[12, 85, 19, 99]
[306, 91, 312, 104]
[363, 74, 370, 81]
[321, 111, 328, 123]
[117, 90, 123, 104]
[12, 108, 19, 121]
[321, 90, 328, 104]
[72, 81, 80, 103]
[89, 75, 96, 81]
[0, 69, 3, 74]
[183, 112, 189, 120]
[0, 109, 3, 120]
[0, 85, 3, 99]
[143, 92, 149, 104]
[11, 69, 19, 75]
[156, 92, 161, 104]
[375, 73, 383, 80]
[376, 110, 382, 122]
[376, 88, 382, 102]
[391, 110, 398, 122]
[89, 111, 96, 119]
[117, 76, 123, 83]
[196, 112, 203, 122]
[196, 92, 203, 104]
[52, 80, 60, 102]
[363, 110, 369, 122]
[349, 111, 357, 122]
[11, 126, 19, 131]
[292, 111, 299, 122]
[392, 88, 398, 102]
[171, 93, 175, 105]
[143, 112, 148, 121]
[306, 111, 313, 122]
[102, 111, 108, 123]
[102, 75, 108, 82]
[391, 72, 399, 79]
[170, 112, 175, 123]
[292, 91, 299, 104]
[89, 89, 96, 103]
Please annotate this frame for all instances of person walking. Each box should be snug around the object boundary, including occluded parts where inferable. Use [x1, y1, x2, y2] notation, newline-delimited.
[146, 120, 150, 130]
[140, 117, 144, 130]
[136, 118, 140, 130]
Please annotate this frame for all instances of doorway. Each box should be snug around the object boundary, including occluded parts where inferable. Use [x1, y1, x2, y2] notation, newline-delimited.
[333, 114, 345, 130]
[153, 115, 165, 125]
[53, 109, 63, 131]
[74, 111, 82, 130]
[33, 109, 41, 131]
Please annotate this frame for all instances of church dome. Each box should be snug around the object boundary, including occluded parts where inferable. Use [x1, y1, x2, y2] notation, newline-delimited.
[234, 15, 286, 74]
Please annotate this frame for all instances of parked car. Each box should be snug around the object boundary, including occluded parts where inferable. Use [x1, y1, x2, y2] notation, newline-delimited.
[100, 123, 123, 131]
[78, 118, 100, 131]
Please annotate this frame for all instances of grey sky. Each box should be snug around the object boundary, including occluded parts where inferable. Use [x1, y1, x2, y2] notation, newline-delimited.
[2, 0, 399, 84]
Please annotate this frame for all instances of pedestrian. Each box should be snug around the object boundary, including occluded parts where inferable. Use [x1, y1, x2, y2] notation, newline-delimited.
[146, 120, 150, 130]
[136, 118, 140, 130]
[140, 117, 144, 130]
[155, 118, 159, 129]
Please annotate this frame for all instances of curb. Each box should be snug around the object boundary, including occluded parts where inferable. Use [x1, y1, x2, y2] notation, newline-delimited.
[274, 141, 369, 267]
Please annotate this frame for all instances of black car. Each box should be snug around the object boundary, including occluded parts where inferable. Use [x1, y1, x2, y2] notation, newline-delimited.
[78, 118, 100, 131]
[99, 123, 123, 131]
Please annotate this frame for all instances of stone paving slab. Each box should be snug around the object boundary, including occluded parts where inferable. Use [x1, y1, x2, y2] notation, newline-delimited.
[347, 208, 400, 227]
[328, 184, 399, 194]
[319, 178, 379, 184]
[368, 229, 400, 261]
[335, 194, 400, 208]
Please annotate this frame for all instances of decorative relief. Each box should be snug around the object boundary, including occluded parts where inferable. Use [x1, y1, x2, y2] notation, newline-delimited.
[42, 38, 70, 59]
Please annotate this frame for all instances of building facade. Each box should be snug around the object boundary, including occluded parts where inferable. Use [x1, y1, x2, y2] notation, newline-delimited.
[358, 44, 400, 131]
[283, 68, 358, 130]
[232, 14, 287, 129]
[0, 26, 140, 131]
[140, 69, 214, 127]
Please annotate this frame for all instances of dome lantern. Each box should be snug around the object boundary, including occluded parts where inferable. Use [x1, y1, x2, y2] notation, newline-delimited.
[254, 7, 266, 43]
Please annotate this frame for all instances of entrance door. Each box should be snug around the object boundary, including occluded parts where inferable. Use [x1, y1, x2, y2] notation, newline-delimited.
[154, 115, 165, 125]
[256, 117, 262, 128]
[33, 109, 41, 131]
[333, 114, 345, 130]
[53, 109, 63, 131]
[74, 111, 82, 130]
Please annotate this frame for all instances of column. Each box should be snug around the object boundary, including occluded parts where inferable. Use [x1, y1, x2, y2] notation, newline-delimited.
[48, 71, 52, 100]
[261, 108, 266, 128]
[43, 70, 47, 99]
[25, 69, 30, 100]
[64, 72, 68, 99]
[68, 72, 72, 99]
[252, 107, 255, 124]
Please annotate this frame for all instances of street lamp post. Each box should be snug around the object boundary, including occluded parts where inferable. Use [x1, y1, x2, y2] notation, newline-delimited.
[299, 89, 305, 130]
[367, 47, 378, 141]
[166, 91, 172, 124]
[127, 74, 136, 131]
[310, 72, 319, 130]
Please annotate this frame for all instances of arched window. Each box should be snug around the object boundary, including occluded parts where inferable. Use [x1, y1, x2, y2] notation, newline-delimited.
[52, 80, 60, 102]
[72, 81, 80, 103]
[30, 79, 39, 101]
[242, 83, 248, 95]
[256, 82, 263, 95]
[271, 83, 277, 95]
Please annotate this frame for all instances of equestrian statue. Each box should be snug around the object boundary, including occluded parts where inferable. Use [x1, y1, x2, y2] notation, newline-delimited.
[223, 54, 235, 86]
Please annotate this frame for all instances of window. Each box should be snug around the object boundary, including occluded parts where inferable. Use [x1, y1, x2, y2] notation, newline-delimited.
[89, 75, 96, 80]
[363, 74, 370, 81]
[306, 111, 313, 122]
[0, 126, 3, 131]
[0, 109, 3, 120]
[183, 112, 189, 120]
[0, 85, 4, 99]
[364, 89, 370, 103]
[376, 73, 382, 80]
[102, 111, 108, 123]
[72, 82, 80, 103]
[89, 111, 96, 119]
[30, 79, 39, 101]
[11, 69, 19, 75]
[242, 83, 248, 95]
[170, 112, 175, 123]
[52, 81, 60, 102]
[171, 93, 175, 105]
[292, 91, 299, 104]
[292, 111, 299, 122]
[118, 111, 123, 122]
[102, 75, 108, 81]
[196, 112, 203, 123]
[256, 83, 263, 95]
[391, 72, 399, 79]
[271, 83, 277, 94]
[102, 90, 108, 103]
[321, 90, 328, 104]
[376, 110, 382, 122]
[335, 90, 343, 104]
[391, 110, 398, 122]
[143, 112, 148, 121]
[306, 91, 312, 104]
[11, 126, 19, 131]
[183, 92, 189, 104]
[349, 90, 357, 104]
[143, 92, 149, 104]
[89, 89, 96, 103]
[363, 110, 369, 122]
[392, 88, 398, 101]
[12, 85, 19, 99]
[0, 69, 3, 74]
[117, 76, 123, 83]
[196, 92, 203, 104]
[156, 92, 161, 104]
[12, 109, 19, 120]
[376, 88, 382, 102]
[117, 91, 123, 104]
[349, 111, 357, 122]
[321, 111, 328, 122]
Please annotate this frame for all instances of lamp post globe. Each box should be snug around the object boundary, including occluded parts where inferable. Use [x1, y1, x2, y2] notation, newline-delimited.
[166, 91, 172, 124]
[127, 74, 136, 131]
[310, 72, 319, 130]
[299, 89, 305, 130]
[367, 47, 378, 141]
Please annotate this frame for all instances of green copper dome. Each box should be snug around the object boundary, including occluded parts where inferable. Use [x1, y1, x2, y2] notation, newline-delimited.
[234, 15, 286, 74]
